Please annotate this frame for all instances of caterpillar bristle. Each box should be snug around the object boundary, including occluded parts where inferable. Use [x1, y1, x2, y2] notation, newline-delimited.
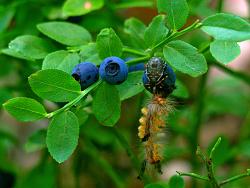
[137, 95, 173, 179]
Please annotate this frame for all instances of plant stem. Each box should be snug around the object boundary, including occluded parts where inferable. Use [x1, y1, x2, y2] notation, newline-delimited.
[46, 80, 102, 118]
[151, 20, 202, 52]
[122, 47, 147, 56]
[82, 140, 125, 188]
[217, 0, 224, 12]
[210, 61, 250, 86]
[209, 137, 221, 159]
[191, 72, 208, 158]
[125, 55, 151, 65]
[112, 128, 150, 184]
[219, 170, 250, 186]
[177, 171, 209, 181]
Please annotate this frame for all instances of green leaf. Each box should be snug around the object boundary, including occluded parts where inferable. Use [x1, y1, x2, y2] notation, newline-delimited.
[3, 97, 47, 122]
[124, 17, 147, 49]
[202, 13, 250, 42]
[28, 69, 81, 102]
[172, 80, 189, 99]
[92, 82, 121, 126]
[7, 35, 54, 60]
[96, 28, 123, 59]
[169, 175, 184, 188]
[63, 0, 104, 17]
[37, 21, 92, 46]
[25, 129, 46, 152]
[157, 0, 189, 30]
[46, 111, 79, 163]
[42, 50, 80, 74]
[1, 48, 35, 61]
[210, 40, 240, 64]
[79, 43, 102, 65]
[144, 15, 169, 48]
[116, 71, 144, 100]
[163, 40, 207, 77]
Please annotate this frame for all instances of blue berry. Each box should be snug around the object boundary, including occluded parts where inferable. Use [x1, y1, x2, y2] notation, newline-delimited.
[71, 62, 99, 90]
[99, 56, 128, 85]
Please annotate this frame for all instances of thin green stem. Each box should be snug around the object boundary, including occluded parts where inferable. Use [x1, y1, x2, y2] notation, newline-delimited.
[125, 55, 151, 66]
[177, 171, 209, 181]
[46, 80, 102, 118]
[209, 137, 221, 159]
[210, 61, 250, 86]
[151, 20, 202, 52]
[219, 170, 250, 186]
[217, 0, 224, 12]
[82, 140, 125, 188]
[122, 47, 147, 56]
[111, 128, 150, 184]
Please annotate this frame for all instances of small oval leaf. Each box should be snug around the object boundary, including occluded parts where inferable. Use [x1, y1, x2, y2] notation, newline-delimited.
[163, 40, 207, 77]
[202, 13, 250, 42]
[96, 28, 123, 59]
[3, 97, 47, 122]
[92, 82, 121, 126]
[210, 40, 240, 64]
[37, 21, 92, 46]
[28, 69, 81, 102]
[46, 111, 79, 163]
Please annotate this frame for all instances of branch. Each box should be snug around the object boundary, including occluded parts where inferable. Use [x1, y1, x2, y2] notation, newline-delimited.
[177, 171, 209, 181]
[219, 169, 250, 186]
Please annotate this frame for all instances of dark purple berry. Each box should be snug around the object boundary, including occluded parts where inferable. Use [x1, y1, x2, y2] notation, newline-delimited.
[99, 56, 128, 85]
[71, 62, 99, 90]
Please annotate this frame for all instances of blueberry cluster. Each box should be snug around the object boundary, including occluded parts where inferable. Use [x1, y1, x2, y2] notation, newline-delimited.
[71, 56, 130, 89]
[142, 57, 176, 97]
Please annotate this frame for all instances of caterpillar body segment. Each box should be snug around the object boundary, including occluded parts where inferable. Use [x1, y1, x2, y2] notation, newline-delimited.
[138, 95, 171, 179]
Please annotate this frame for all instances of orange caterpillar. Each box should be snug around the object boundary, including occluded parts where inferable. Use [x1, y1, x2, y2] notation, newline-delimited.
[137, 95, 172, 179]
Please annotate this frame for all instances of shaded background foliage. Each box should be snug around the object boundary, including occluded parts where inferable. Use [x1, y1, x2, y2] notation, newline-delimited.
[0, 0, 250, 188]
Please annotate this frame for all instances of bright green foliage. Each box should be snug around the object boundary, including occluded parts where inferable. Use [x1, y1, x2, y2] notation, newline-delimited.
[3, 35, 54, 60]
[3, 97, 47, 122]
[42, 50, 80, 74]
[144, 15, 169, 48]
[169, 175, 185, 188]
[116, 71, 144, 100]
[202, 13, 250, 42]
[210, 40, 240, 64]
[163, 40, 207, 77]
[157, 0, 189, 30]
[124, 17, 147, 49]
[37, 22, 92, 46]
[96, 28, 123, 59]
[63, 0, 104, 17]
[79, 43, 102, 65]
[93, 82, 121, 126]
[46, 111, 79, 163]
[28, 69, 81, 102]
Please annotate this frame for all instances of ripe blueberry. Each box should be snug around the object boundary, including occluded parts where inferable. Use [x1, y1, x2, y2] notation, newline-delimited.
[99, 56, 128, 85]
[71, 62, 99, 90]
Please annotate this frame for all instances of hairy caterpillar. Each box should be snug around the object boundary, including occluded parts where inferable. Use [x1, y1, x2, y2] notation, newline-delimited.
[138, 57, 176, 179]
